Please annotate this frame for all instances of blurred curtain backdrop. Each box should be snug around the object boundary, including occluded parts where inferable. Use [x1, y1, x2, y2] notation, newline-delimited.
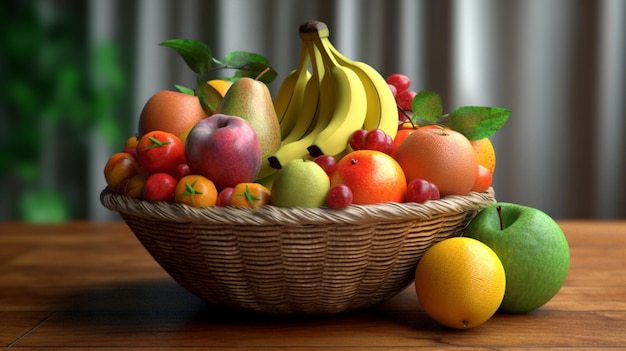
[3, 0, 625, 220]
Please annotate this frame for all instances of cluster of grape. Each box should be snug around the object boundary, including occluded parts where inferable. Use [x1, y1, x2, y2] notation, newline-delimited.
[386, 73, 417, 125]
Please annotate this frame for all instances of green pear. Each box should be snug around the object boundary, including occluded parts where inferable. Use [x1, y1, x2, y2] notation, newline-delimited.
[216, 77, 281, 179]
[270, 159, 330, 208]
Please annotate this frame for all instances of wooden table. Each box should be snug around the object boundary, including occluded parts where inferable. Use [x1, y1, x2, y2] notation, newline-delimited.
[1, 220, 624, 349]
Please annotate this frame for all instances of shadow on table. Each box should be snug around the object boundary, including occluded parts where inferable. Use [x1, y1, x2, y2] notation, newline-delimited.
[55, 279, 435, 329]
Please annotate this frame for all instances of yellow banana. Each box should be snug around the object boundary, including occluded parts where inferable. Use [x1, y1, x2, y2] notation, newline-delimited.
[278, 39, 323, 146]
[273, 69, 297, 124]
[324, 37, 398, 140]
[307, 35, 367, 158]
[268, 36, 327, 169]
[275, 41, 312, 139]
[267, 34, 339, 169]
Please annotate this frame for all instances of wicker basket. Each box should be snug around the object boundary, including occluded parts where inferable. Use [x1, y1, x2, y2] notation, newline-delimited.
[101, 187, 495, 316]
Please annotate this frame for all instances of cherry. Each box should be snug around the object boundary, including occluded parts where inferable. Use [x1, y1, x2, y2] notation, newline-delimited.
[325, 184, 353, 209]
[386, 73, 411, 92]
[172, 163, 192, 180]
[216, 187, 234, 206]
[313, 155, 337, 176]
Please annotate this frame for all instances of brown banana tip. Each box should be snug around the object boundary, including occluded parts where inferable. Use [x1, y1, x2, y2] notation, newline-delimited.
[299, 20, 328, 33]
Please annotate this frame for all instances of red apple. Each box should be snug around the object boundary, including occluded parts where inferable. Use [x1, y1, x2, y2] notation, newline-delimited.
[185, 114, 261, 190]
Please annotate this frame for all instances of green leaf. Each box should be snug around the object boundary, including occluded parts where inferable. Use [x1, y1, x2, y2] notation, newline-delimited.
[222, 51, 269, 67]
[222, 51, 277, 83]
[160, 39, 213, 75]
[196, 77, 223, 115]
[411, 91, 443, 123]
[175, 84, 195, 96]
[444, 106, 511, 140]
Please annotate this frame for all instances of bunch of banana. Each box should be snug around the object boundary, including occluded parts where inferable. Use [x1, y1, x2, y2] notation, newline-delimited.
[269, 21, 397, 169]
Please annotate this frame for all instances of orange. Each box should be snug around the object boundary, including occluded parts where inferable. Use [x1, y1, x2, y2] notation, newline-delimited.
[398, 122, 419, 130]
[391, 127, 418, 158]
[472, 164, 493, 193]
[415, 237, 506, 329]
[174, 175, 218, 207]
[138, 90, 208, 138]
[471, 138, 496, 174]
[394, 126, 477, 197]
[207, 79, 233, 97]
[330, 150, 406, 205]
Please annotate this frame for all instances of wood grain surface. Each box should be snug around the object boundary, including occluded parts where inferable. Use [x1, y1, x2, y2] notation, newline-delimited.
[1, 220, 624, 349]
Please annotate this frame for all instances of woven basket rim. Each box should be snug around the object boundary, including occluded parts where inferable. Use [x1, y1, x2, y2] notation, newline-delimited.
[100, 187, 495, 226]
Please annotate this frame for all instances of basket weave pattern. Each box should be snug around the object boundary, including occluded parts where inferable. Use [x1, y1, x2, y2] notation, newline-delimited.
[101, 187, 495, 316]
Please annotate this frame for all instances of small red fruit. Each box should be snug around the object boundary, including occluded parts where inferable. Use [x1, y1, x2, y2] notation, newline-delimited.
[143, 173, 177, 202]
[313, 155, 337, 176]
[406, 179, 434, 203]
[363, 128, 388, 152]
[325, 184, 353, 209]
[173, 163, 192, 180]
[216, 187, 234, 206]
[388, 83, 398, 97]
[349, 129, 367, 151]
[396, 90, 417, 112]
[136, 131, 185, 175]
[429, 182, 441, 200]
[386, 73, 411, 92]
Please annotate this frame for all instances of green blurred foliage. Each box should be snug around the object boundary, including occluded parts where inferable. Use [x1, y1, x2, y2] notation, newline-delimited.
[0, 1, 128, 221]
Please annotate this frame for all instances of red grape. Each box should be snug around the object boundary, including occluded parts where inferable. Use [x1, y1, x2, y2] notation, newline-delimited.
[429, 183, 441, 200]
[363, 129, 388, 152]
[326, 184, 353, 209]
[388, 83, 398, 97]
[382, 134, 394, 155]
[396, 90, 417, 111]
[313, 155, 337, 176]
[349, 129, 367, 151]
[386, 73, 411, 92]
[406, 178, 435, 203]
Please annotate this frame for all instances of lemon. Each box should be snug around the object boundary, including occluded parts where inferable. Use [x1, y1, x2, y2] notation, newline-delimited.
[414, 237, 506, 329]
[207, 79, 232, 97]
[471, 138, 496, 174]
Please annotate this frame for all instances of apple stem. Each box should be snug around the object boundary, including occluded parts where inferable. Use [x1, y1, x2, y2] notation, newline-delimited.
[496, 205, 504, 231]
[255, 67, 270, 81]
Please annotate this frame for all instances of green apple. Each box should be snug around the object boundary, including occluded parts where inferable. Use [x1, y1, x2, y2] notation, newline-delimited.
[270, 159, 330, 208]
[463, 202, 570, 313]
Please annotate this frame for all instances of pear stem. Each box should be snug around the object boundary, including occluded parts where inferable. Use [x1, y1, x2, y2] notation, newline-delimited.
[496, 205, 504, 231]
[255, 67, 270, 81]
